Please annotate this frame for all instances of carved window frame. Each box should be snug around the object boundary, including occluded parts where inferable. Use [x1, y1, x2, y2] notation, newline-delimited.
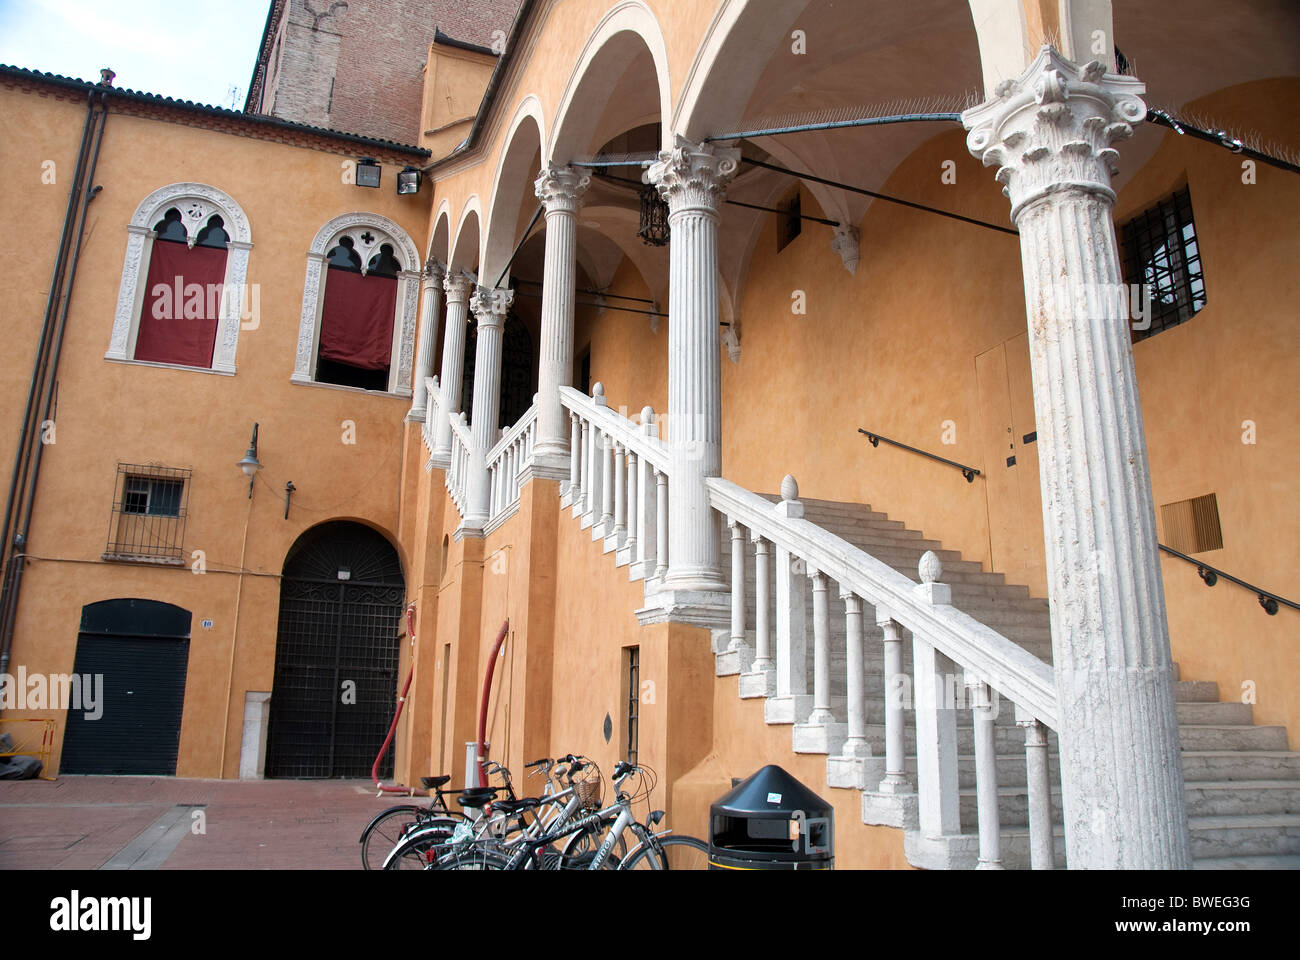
[107, 182, 253, 373]
[292, 212, 421, 396]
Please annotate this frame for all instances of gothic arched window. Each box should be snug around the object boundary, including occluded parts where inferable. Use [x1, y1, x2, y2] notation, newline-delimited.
[108, 183, 253, 373]
[293, 214, 421, 396]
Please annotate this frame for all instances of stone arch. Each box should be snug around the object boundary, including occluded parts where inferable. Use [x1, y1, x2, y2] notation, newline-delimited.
[450, 197, 483, 274]
[550, 1, 673, 162]
[481, 99, 546, 287]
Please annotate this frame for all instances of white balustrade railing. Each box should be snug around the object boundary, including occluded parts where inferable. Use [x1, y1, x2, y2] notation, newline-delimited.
[559, 383, 670, 581]
[422, 375, 443, 460]
[445, 413, 473, 517]
[486, 403, 538, 526]
[707, 474, 1061, 870]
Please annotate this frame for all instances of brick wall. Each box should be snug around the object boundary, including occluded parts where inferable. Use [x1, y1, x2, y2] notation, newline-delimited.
[259, 0, 521, 145]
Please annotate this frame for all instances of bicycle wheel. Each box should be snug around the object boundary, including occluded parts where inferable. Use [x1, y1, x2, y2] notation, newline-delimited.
[360, 806, 425, 870]
[381, 817, 463, 870]
[619, 834, 710, 870]
[436, 846, 514, 870]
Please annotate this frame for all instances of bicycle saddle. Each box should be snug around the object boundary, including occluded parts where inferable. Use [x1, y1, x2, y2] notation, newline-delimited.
[492, 797, 540, 815]
[456, 787, 498, 807]
[421, 775, 451, 790]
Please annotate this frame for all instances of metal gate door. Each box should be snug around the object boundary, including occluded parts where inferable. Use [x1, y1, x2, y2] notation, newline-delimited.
[60, 599, 192, 776]
[265, 522, 404, 778]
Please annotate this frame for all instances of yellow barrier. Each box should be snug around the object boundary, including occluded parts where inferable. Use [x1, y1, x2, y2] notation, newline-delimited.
[0, 718, 56, 780]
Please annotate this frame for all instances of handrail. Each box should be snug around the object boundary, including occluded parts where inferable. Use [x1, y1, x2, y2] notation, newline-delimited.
[559, 385, 671, 472]
[858, 428, 981, 483]
[707, 476, 1058, 728]
[1158, 544, 1297, 616]
[487, 404, 537, 463]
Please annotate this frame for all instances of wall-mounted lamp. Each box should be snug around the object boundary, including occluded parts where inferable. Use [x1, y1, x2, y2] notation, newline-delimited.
[397, 166, 421, 195]
[284, 480, 296, 519]
[355, 157, 381, 188]
[237, 423, 262, 497]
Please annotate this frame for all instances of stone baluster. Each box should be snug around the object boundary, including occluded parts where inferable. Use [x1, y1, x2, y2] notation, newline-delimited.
[728, 519, 746, 653]
[876, 613, 910, 794]
[1017, 707, 1055, 870]
[840, 590, 869, 759]
[807, 569, 833, 726]
[611, 441, 627, 549]
[654, 469, 668, 580]
[967, 674, 1003, 869]
[567, 412, 582, 502]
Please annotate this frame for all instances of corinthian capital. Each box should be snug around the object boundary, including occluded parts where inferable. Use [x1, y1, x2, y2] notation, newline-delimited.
[647, 135, 741, 213]
[443, 271, 475, 302]
[534, 165, 591, 214]
[961, 46, 1147, 222]
[471, 285, 514, 327]
[422, 259, 446, 288]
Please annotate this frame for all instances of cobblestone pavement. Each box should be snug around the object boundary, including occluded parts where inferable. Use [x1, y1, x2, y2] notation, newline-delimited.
[0, 777, 408, 869]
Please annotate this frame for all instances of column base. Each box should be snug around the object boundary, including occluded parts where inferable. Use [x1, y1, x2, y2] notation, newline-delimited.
[764, 694, 813, 725]
[520, 452, 570, 485]
[454, 520, 486, 541]
[426, 452, 451, 471]
[861, 786, 919, 830]
[635, 588, 730, 629]
[792, 717, 846, 755]
[738, 664, 775, 699]
[404, 407, 427, 424]
[827, 754, 883, 790]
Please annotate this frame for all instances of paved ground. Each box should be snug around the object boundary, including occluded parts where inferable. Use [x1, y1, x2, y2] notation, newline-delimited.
[0, 776, 407, 869]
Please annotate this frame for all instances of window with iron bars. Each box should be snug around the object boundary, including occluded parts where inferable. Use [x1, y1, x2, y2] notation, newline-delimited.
[1119, 186, 1206, 342]
[104, 464, 191, 563]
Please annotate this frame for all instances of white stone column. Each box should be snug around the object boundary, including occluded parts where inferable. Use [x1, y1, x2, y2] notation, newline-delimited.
[963, 48, 1191, 869]
[407, 260, 445, 422]
[643, 136, 739, 623]
[432, 272, 475, 466]
[531, 166, 590, 475]
[460, 284, 514, 535]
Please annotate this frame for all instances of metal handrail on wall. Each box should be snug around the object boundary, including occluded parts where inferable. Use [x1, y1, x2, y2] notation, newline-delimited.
[1158, 544, 1297, 616]
[858, 428, 981, 483]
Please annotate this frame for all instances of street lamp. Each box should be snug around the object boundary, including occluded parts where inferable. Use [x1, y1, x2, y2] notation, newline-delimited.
[237, 423, 262, 498]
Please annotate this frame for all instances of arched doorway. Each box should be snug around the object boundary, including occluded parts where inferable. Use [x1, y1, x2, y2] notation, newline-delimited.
[265, 521, 405, 778]
[61, 598, 192, 775]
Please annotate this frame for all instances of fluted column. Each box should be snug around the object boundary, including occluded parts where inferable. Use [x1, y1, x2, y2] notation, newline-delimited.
[644, 136, 739, 620]
[531, 166, 590, 474]
[432, 272, 475, 465]
[461, 284, 514, 535]
[963, 47, 1190, 869]
[407, 260, 445, 422]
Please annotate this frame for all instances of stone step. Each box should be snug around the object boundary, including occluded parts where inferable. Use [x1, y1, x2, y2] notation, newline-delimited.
[1188, 814, 1300, 858]
[1183, 780, 1300, 817]
[1177, 724, 1290, 752]
[1175, 680, 1221, 702]
[1193, 853, 1300, 869]
[1180, 750, 1300, 782]
[1175, 701, 1253, 725]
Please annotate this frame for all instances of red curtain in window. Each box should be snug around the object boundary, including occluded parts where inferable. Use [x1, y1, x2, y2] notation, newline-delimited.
[319, 269, 398, 371]
[136, 241, 228, 368]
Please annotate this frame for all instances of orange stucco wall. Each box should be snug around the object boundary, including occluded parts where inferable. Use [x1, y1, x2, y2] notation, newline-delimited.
[0, 81, 429, 777]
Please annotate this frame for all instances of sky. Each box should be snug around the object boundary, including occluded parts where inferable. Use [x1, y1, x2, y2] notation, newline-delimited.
[0, 0, 271, 108]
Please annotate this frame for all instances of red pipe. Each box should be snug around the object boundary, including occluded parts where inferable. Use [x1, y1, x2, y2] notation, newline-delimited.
[476, 619, 510, 785]
[371, 603, 419, 795]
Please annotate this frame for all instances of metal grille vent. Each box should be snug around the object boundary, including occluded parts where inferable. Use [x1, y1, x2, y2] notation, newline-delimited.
[1161, 493, 1224, 554]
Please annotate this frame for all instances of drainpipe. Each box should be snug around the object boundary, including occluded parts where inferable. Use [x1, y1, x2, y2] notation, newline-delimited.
[0, 85, 110, 679]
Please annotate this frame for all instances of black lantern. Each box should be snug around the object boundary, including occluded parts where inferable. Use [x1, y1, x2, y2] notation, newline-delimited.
[397, 166, 421, 195]
[637, 182, 670, 246]
[355, 158, 381, 188]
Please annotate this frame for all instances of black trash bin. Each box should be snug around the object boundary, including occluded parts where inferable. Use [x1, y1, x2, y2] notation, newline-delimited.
[709, 764, 834, 870]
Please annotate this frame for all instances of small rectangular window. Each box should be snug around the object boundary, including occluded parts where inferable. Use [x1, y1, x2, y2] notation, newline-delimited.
[106, 464, 191, 563]
[1160, 493, 1223, 554]
[623, 646, 640, 765]
[1120, 186, 1206, 342]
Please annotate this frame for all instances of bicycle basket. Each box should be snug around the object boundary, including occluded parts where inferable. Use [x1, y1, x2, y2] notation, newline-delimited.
[570, 760, 603, 810]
